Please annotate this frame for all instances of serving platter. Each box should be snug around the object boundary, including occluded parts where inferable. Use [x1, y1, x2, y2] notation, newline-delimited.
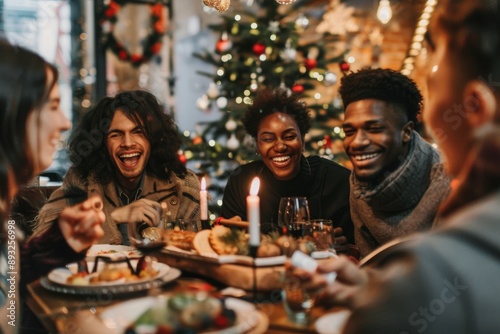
[165, 244, 287, 267]
[41, 260, 180, 295]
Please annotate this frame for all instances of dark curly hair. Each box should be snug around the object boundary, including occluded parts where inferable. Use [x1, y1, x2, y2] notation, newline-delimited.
[243, 88, 311, 139]
[338, 68, 422, 124]
[68, 90, 186, 184]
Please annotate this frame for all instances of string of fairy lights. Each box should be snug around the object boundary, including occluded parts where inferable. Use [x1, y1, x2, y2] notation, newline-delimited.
[401, 0, 437, 76]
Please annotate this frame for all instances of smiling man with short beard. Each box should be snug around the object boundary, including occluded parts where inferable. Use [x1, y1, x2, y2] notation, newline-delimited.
[339, 68, 451, 258]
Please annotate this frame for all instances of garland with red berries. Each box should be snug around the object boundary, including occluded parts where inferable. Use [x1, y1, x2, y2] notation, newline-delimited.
[101, 0, 166, 67]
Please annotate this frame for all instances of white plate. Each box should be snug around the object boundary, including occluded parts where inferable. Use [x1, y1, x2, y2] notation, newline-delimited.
[86, 244, 142, 258]
[315, 310, 351, 334]
[47, 259, 170, 288]
[99, 296, 265, 334]
[41, 266, 180, 296]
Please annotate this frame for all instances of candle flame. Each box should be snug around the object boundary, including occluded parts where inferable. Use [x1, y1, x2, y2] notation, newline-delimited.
[250, 177, 260, 196]
[201, 177, 206, 191]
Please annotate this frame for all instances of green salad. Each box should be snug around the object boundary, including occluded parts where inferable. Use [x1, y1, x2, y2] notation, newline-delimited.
[124, 293, 237, 334]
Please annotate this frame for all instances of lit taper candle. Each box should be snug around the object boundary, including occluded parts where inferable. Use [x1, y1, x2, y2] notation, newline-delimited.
[200, 177, 211, 230]
[200, 177, 208, 220]
[247, 177, 261, 247]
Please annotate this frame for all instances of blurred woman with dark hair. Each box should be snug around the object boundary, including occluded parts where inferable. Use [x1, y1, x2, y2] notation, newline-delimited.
[0, 39, 105, 334]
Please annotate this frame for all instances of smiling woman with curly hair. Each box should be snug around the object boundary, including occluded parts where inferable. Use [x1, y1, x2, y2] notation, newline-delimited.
[221, 88, 354, 245]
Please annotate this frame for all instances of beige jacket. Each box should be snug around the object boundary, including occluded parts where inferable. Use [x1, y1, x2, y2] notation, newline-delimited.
[33, 168, 200, 244]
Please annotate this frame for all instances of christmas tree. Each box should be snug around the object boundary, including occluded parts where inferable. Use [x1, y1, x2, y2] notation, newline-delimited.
[181, 0, 350, 217]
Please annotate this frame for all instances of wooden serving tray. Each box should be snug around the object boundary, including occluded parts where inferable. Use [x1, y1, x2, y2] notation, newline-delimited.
[156, 246, 285, 292]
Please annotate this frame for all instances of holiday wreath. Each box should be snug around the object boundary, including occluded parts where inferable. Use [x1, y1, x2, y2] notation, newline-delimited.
[101, 0, 166, 67]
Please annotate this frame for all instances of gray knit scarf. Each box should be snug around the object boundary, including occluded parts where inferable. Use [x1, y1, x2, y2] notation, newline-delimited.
[350, 132, 451, 258]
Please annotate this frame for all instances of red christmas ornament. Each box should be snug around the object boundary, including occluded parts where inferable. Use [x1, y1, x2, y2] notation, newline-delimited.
[179, 154, 187, 164]
[291, 84, 304, 94]
[150, 42, 162, 54]
[252, 42, 266, 56]
[104, 1, 119, 18]
[154, 21, 166, 34]
[118, 50, 127, 60]
[131, 54, 143, 64]
[216, 38, 232, 53]
[304, 58, 317, 71]
[340, 61, 350, 72]
[324, 134, 332, 148]
[151, 3, 163, 16]
[193, 136, 203, 145]
[213, 315, 230, 328]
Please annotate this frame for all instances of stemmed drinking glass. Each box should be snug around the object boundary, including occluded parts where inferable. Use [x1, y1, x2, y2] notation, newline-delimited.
[128, 202, 168, 253]
[277, 197, 311, 238]
[128, 221, 166, 253]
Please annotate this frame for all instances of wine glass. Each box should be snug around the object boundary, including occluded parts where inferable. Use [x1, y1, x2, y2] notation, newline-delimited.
[310, 219, 337, 257]
[277, 197, 311, 238]
[128, 221, 166, 253]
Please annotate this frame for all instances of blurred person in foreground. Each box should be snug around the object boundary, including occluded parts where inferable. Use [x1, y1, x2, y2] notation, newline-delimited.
[33, 90, 200, 245]
[340, 68, 450, 258]
[0, 39, 105, 334]
[290, 1, 500, 333]
[221, 88, 354, 245]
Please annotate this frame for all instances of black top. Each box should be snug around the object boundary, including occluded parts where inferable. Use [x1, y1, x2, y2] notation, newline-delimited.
[221, 155, 354, 244]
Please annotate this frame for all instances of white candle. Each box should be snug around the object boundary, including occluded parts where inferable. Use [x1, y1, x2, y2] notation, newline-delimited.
[247, 177, 260, 247]
[200, 177, 208, 220]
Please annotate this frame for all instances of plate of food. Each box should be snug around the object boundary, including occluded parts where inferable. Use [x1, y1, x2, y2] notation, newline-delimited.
[186, 226, 327, 266]
[42, 258, 180, 295]
[86, 244, 142, 258]
[99, 293, 268, 334]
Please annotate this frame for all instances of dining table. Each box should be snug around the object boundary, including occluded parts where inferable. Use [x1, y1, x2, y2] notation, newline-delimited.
[25, 247, 349, 334]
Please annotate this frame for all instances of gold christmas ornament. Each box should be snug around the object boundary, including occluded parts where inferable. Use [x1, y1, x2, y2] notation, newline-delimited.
[203, 0, 231, 13]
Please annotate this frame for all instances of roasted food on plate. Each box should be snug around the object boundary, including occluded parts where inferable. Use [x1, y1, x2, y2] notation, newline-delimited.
[191, 225, 317, 258]
[166, 229, 196, 251]
[65, 260, 158, 286]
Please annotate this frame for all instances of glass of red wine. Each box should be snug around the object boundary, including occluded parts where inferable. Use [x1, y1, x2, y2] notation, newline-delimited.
[277, 197, 311, 239]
